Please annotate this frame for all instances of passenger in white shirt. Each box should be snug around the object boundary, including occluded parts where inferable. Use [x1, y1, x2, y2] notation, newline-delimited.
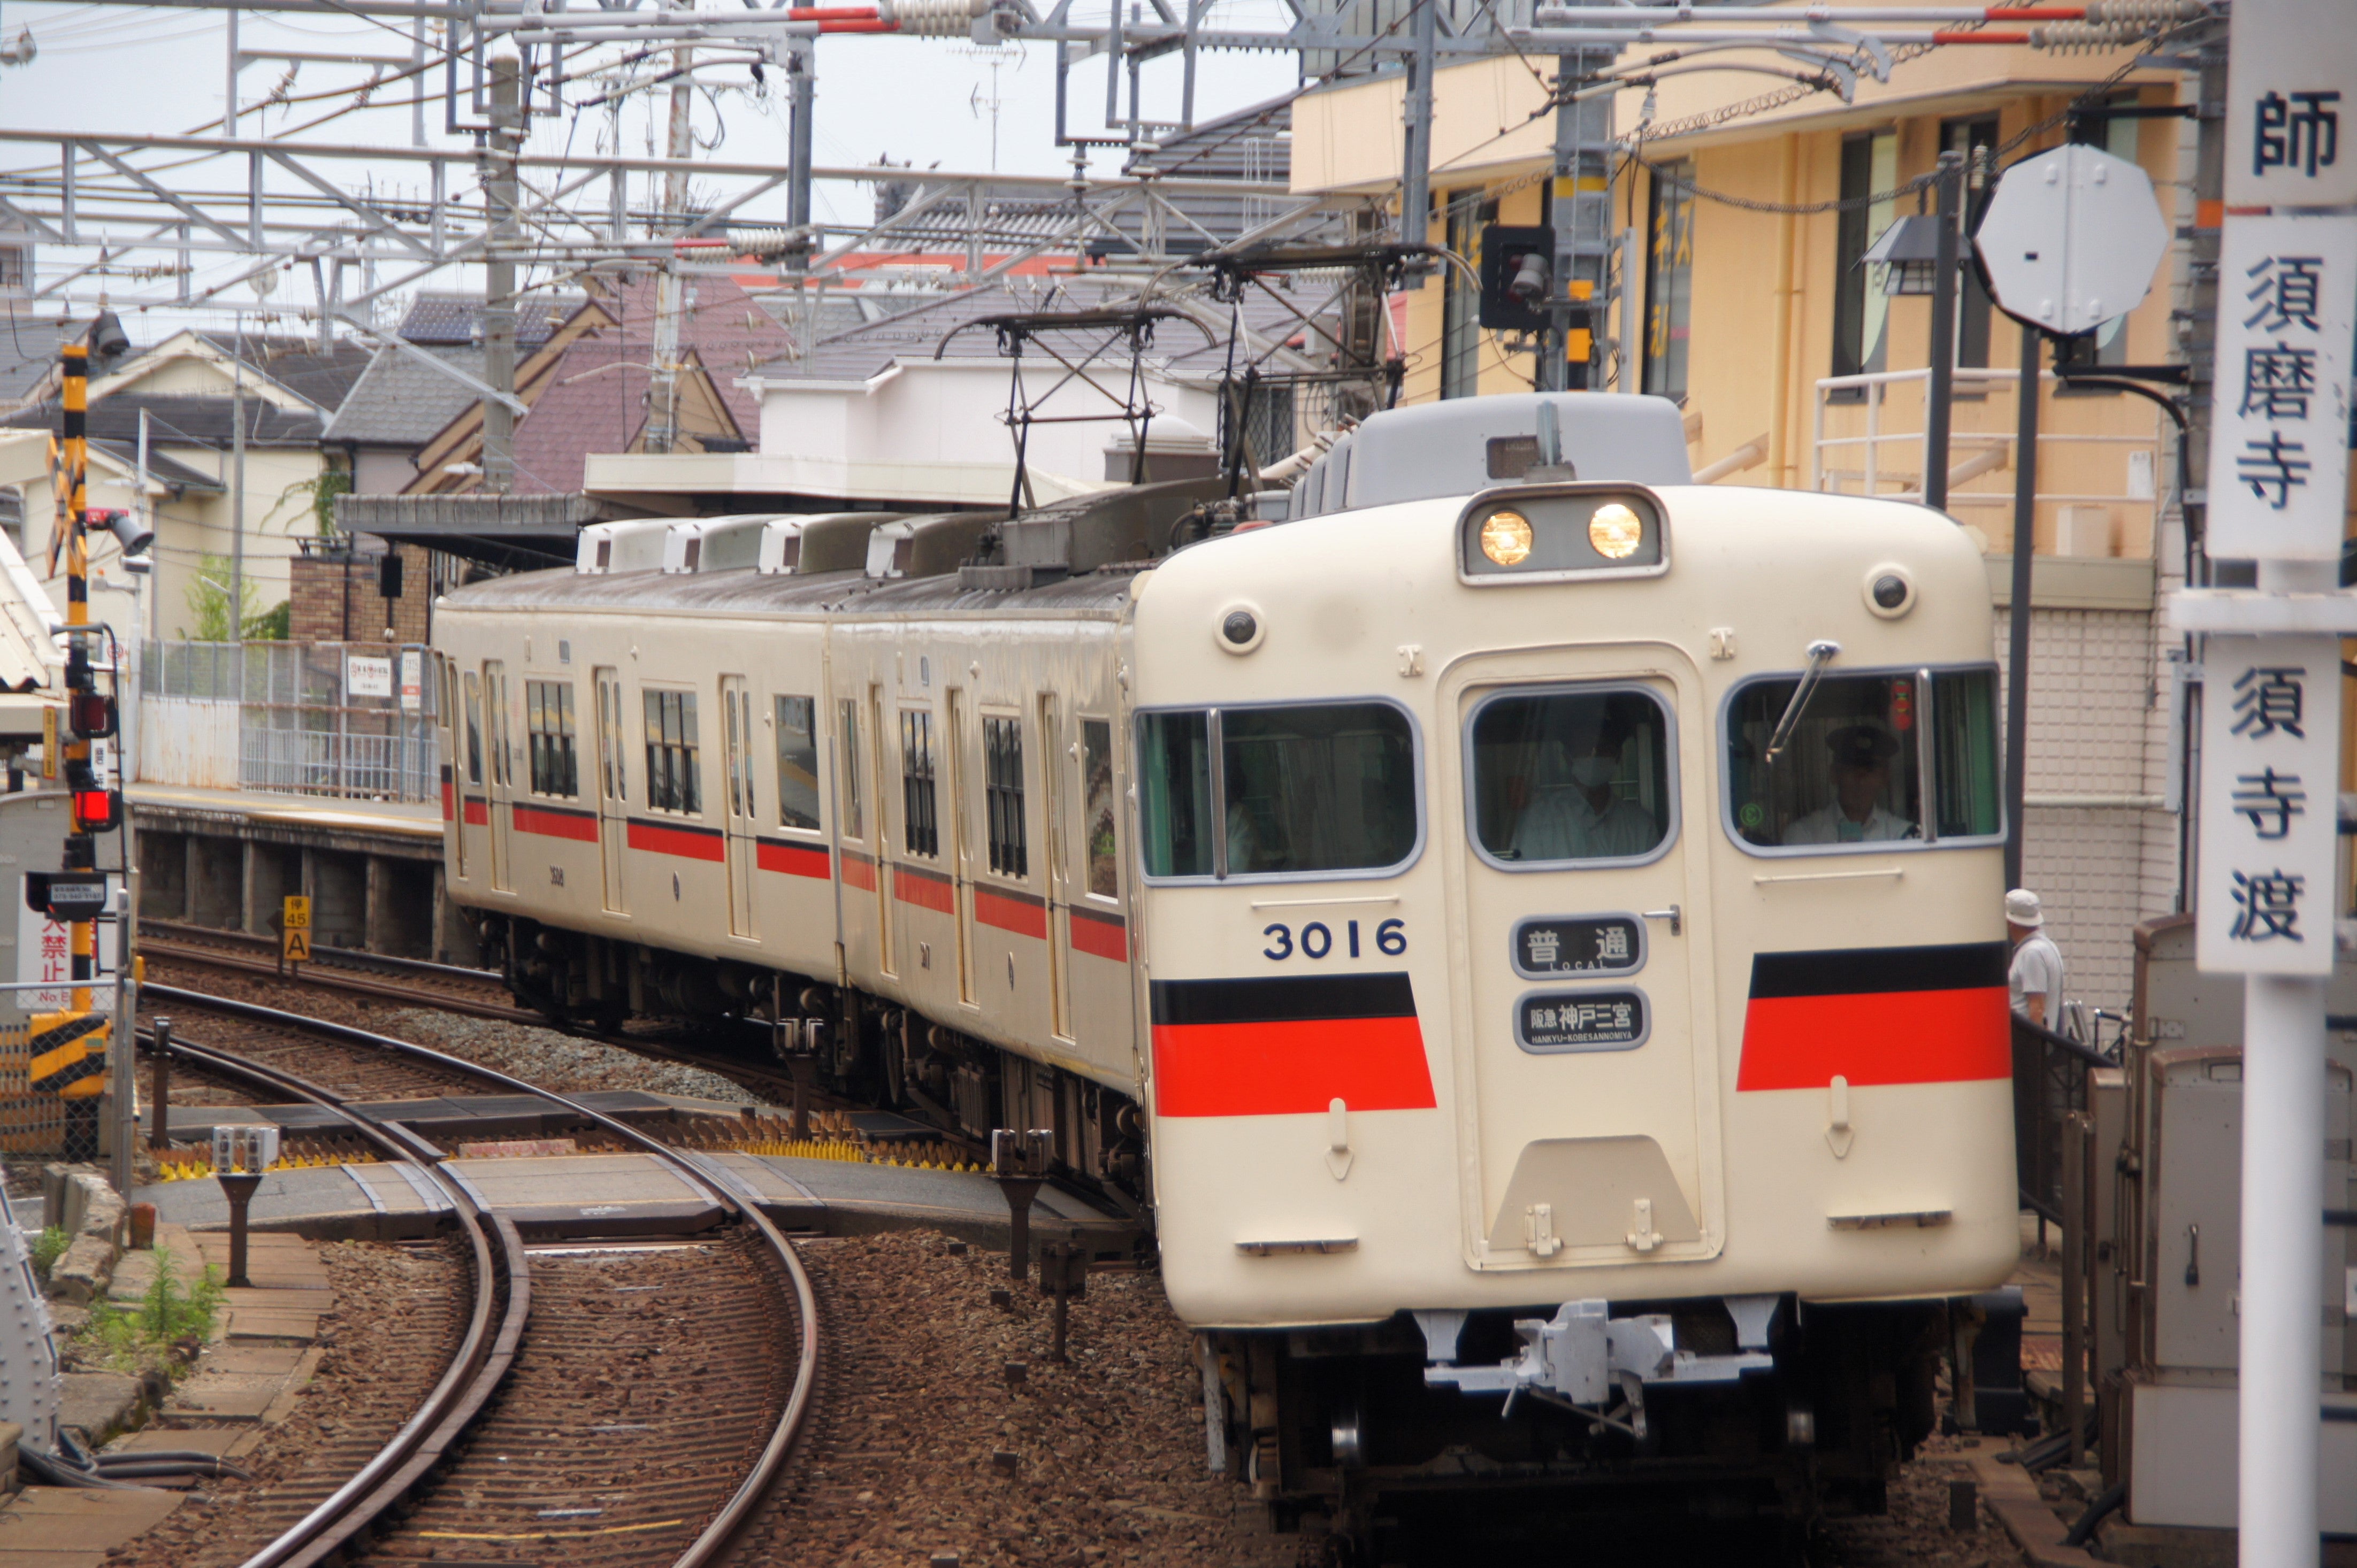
[1781, 724, 1918, 846]
[2007, 887, 2066, 1028]
[1509, 703, 1660, 862]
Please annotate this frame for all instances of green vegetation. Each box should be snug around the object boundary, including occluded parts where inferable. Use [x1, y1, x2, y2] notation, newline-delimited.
[76, 1250, 225, 1377]
[29, 1226, 67, 1282]
[183, 552, 289, 642]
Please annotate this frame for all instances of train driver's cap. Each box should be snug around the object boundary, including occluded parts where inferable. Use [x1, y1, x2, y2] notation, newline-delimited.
[1825, 724, 1900, 770]
[2005, 888, 2045, 928]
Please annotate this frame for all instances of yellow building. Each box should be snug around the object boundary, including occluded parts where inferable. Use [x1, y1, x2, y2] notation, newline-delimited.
[1291, 12, 2214, 1008]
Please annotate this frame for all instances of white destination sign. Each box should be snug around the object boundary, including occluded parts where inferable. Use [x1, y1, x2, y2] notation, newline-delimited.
[2201, 213, 2356, 564]
[346, 653, 394, 700]
[2224, 0, 2357, 208]
[2197, 635, 2343, 975]
[398, 649, 424, 713]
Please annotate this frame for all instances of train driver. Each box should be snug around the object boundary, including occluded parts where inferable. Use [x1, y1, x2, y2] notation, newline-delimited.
[1782, 724, 1917, 844]
[1507, 697, 1658, 861]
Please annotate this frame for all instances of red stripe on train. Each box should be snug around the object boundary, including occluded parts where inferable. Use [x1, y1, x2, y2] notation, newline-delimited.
[758, 840, 831, 879]
[462, 798, 489, 826]
[513, 804, 599, 843]
[893, 867, 955, 914]
[1152, 1016, 1435, 1117]
[1735, 986, 2010, 1091]
[841, 854, 878, 891]
[627, 820, 725, 862]
[441, 781, 455, 822]
[974, 887, 1047, 939]
[1069, 909, 1127, 963]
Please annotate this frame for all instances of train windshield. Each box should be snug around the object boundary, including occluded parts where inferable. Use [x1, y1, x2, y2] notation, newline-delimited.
[1467, 687, 1673, 864]
[1725, 667, 2001, 850]
[1139, 702, 1419, 879]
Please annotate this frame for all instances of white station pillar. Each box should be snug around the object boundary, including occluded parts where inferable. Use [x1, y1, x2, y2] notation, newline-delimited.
[2168, 4, 2357, 1564]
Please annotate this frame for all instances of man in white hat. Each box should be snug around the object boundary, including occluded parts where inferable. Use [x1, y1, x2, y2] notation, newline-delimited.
[2007, 888, 2065, 1028]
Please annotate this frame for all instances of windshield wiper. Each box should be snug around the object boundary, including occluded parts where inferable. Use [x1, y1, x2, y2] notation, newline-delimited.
[1763, 640, 1842, 766]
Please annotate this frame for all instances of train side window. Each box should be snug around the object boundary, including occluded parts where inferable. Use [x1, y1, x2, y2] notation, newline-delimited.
[642, 688, 702, 815]
[839, 698, 863, 839]
[524, 680, 578, 798]
[984, 714, 1027, 878]
[1082, 718, 1119, 896]
[1723, 666, 2001, 851]
[1468, 687, 1673, 865]
[775, 696, 821, 832]
[1140, 701, 1420, 880]
[901, 709, 939, 857]
[462, 672, 484, 787]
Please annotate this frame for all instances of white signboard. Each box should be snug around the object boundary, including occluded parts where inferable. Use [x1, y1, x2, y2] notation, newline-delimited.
[2225, 0, 2357, 207]
[345, 653, 394, 701]
[1973, 144, 2170, 337]
[17, 874, 122, 1012]
[2197, 636, 2343, 975]
[398, 649, 424, 713]
[2202, 213, 2356, 562]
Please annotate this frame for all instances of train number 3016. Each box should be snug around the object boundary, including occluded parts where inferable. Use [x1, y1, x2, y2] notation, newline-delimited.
[1262, 919, 1407, 962]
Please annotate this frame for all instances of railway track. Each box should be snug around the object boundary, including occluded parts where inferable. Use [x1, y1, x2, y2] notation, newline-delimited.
[144, 989, 819, 1568]
[139, 924, 812, 1106]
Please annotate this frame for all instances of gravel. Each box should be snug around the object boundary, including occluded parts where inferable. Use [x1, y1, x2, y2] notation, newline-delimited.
[146, 959, 779, 1108]
[114, 1240, 467, 1568]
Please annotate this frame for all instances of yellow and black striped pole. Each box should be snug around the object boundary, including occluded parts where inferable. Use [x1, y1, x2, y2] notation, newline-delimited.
[56, 342, 99, 1157]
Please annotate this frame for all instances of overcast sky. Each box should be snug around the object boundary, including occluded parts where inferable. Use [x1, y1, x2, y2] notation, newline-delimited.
[0, 0, 1302, 334]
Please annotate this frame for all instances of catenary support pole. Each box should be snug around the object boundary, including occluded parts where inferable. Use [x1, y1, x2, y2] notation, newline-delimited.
[787, 37, 814, 274]
[646, 11, 695, 454]
[229, 320, 244, 635]
[2002, 320, 2039, 889]
[480, 56, 520, 492]
[1398, 0, 1435, 252]
[1923, 149, 1962, 513]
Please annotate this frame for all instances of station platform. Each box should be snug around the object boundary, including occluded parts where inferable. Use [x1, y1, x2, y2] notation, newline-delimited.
[131, 780, 460, 960]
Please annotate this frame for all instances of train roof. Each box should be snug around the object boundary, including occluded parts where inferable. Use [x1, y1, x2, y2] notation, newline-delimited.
[438, 559, 1139, 620]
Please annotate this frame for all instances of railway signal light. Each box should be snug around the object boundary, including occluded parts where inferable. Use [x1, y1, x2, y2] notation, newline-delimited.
[1479, 225, 1554, 333]
[24, 871, 106, 920]
[67, 690, 113, 739]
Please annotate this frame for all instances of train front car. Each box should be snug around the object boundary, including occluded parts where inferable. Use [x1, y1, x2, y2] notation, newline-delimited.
[1131, 476, 2018, 1527]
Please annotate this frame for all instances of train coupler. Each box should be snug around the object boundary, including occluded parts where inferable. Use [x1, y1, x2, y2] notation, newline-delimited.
[1414, 1295, 1780, 1436]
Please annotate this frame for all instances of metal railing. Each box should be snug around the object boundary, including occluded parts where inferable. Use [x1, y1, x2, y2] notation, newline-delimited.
[141, 640, 440, 804]
[1811, 366, 2167, 549]
[2012, 1010, 2113, 1224]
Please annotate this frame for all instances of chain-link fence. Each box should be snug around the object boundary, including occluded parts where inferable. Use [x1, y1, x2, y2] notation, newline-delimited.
[141, 640, 441, 804]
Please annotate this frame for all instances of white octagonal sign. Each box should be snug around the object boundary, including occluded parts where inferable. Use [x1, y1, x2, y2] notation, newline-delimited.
[1975, 144, 2170, 337]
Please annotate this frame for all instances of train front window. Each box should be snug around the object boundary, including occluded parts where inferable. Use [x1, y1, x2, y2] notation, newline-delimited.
[1139, 701, 1419, 880]
[1470, 688, 1672, 864]
[1724, 667, 2001, 850]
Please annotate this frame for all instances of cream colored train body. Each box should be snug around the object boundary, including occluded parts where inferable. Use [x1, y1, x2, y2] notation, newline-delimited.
[432, 395, 2019, 1528]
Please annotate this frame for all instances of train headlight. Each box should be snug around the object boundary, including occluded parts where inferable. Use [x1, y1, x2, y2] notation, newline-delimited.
[1480, 509, 1534, 566]
[1587, 502, 1643, 560]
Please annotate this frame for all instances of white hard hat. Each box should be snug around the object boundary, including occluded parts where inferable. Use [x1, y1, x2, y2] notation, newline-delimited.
[2005, 888, 2044, 928]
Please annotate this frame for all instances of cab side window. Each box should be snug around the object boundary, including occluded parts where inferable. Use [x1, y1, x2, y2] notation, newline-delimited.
[1139, 701, 1418, 879]
[1470, 688, 1672, 865]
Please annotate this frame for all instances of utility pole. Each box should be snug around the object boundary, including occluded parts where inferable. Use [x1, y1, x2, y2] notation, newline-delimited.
[229, 317, 246, 636]
[481, 55, 521, 493]
[2002, 319, 2040, 889]
[1923, 149, 1963, 512]
[1541, 43, 1613, 390]
[1398, 0, 1436, 252]
[646, 15, 695, 454]
[787, 37, 815, 274]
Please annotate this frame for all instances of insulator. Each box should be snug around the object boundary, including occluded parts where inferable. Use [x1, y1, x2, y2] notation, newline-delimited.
[2084, 0, 2207, 23]
[876, 0, 984, 35]
[2030, 19, 2156, 51]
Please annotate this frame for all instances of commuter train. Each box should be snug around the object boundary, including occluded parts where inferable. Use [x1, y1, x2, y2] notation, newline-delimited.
[430, 392, 2018, 1533]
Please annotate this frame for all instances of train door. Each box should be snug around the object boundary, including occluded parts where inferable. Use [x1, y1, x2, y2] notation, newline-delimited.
[593, 668, 629, 913]
[443, 657, 468, 882]
[720, 675, 758, 939]
[870, 683, 894, 974]
[946, 687, 975, 1004]
[1447, 654, 1719, 1270]
[1038, 693, 1070, 1040]
[483, 659, 513, 893]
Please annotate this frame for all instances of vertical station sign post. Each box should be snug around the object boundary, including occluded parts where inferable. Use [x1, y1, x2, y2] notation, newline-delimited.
[2168, 2, 2357, 1563]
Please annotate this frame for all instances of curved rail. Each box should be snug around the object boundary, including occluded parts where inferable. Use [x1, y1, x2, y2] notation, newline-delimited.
[142, 1031, 529, 1568]
[141, 918, 501, 983]
[145, 981, 821, 1567]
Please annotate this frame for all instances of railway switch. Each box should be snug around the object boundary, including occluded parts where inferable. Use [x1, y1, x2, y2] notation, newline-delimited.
[989, 1127, 1053, 1282]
